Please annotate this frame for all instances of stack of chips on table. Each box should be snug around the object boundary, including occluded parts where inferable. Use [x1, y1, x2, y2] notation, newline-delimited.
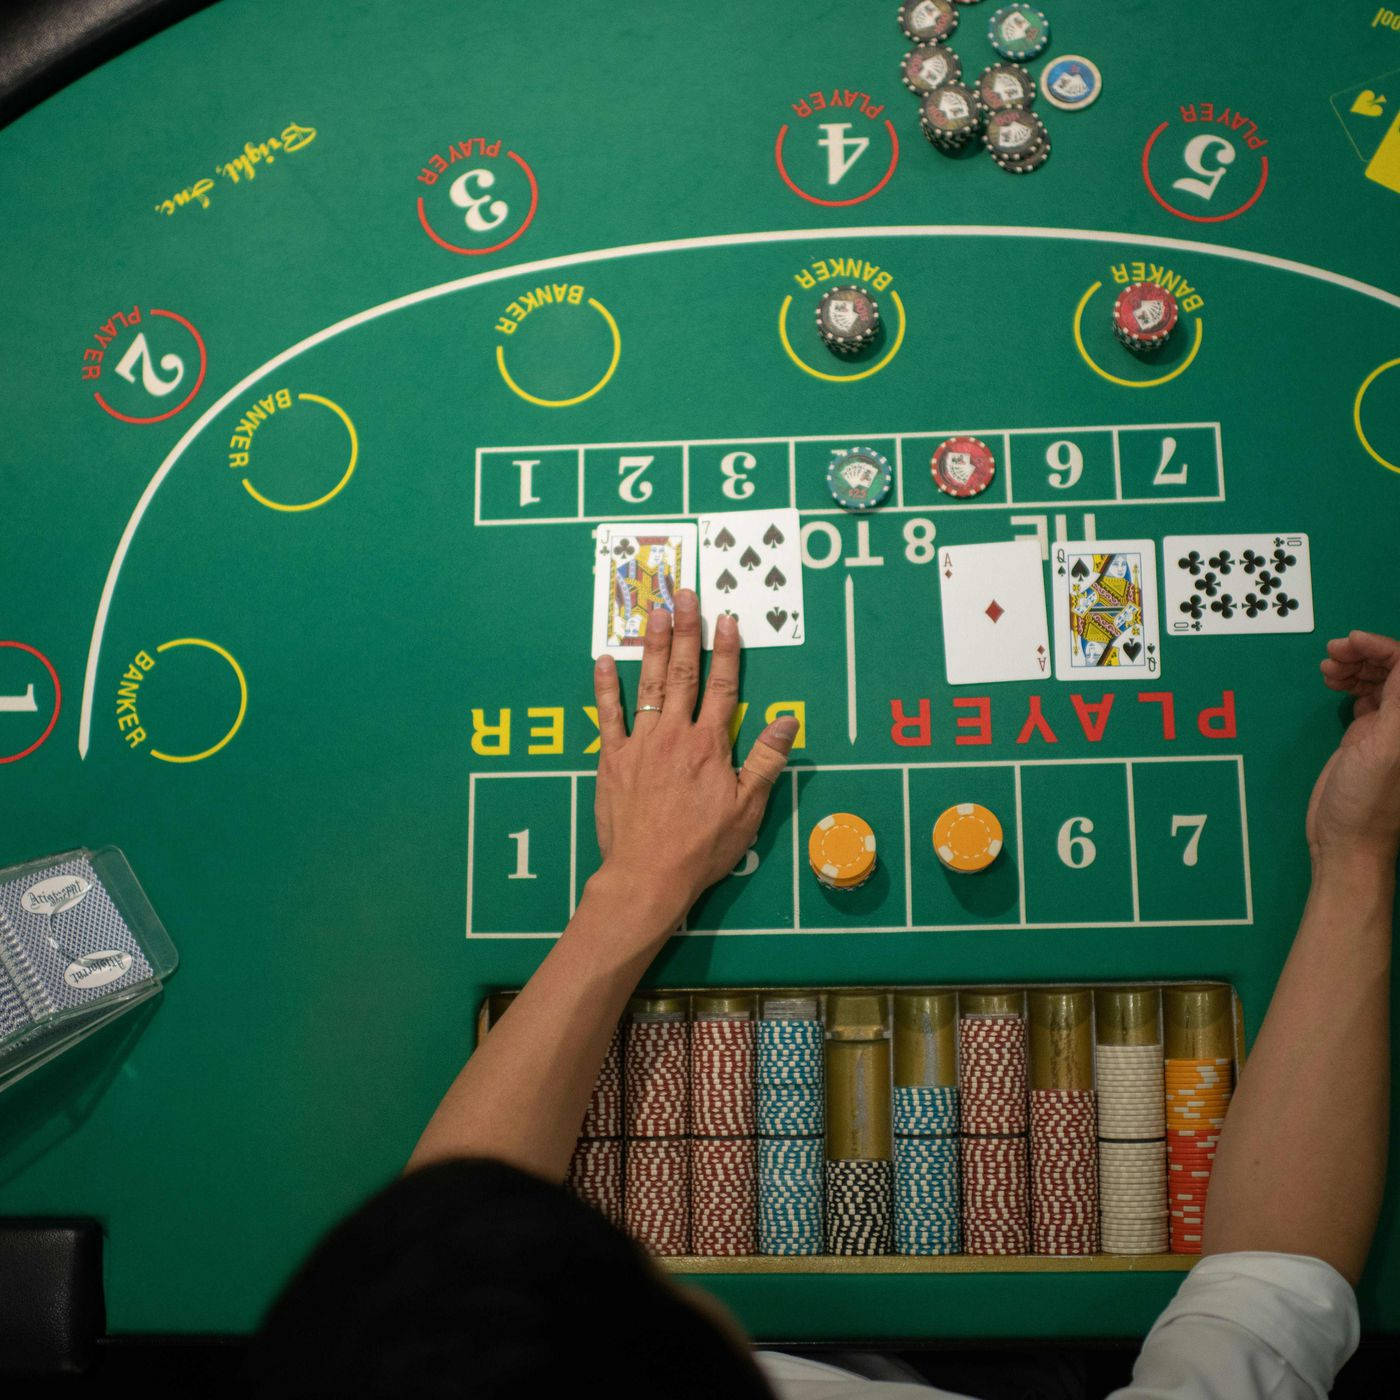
[892, 991, 961, 1255]
[919, 83, 983, 152]
[1095, 988, 1168, 1255]
[1166, 1055, 1234, 1254]
[1164, 984, 1237, 1255]
[959, 999, 1030, 1255]
[756, 998, 825, 1254]
[825, 995, 894, 1255]
[690, 998, 756, 1256]
[1112, 281, 1179, 356]
[1028, 989, 1099, 1256]
[564, 1023, 624, 1228]
[624, 998, 690, 1255]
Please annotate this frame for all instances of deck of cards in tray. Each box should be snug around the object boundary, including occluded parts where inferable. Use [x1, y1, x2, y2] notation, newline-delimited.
[0, 848, 177, 1093]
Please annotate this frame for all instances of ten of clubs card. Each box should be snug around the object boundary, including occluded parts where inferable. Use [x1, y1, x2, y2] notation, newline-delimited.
[938, 539, 1051, 685]
[1161, 533, 1314, 636]
[591, 523, 697, 658]
[697, 508, 804, 648]
[1051, 539, 1161, 680]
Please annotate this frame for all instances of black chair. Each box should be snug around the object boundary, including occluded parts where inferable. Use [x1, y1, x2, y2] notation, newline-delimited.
[0, 1219, 104, 1375]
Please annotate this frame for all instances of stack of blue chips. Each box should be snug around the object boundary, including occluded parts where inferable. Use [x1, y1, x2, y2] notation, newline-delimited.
[893, 1083, 962, 1254]
[756, 1005, 825, 1255]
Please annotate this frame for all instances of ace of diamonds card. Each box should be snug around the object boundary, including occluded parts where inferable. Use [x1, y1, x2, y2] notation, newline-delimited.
[937, 539, 1051, 685]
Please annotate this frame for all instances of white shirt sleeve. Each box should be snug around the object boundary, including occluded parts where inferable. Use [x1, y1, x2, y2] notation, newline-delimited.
[754, 1350, 969, 1400]
[757, 1253, 1357, 1400]
[1108, 1251, 1359, 1400]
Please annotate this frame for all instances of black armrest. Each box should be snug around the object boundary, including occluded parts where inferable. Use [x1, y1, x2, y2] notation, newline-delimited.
[0, 0, 219, 128]
[0, 1218, 104, 1374]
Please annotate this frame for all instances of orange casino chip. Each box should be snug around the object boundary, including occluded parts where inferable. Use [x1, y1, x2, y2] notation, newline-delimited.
[933, 803, 1003, 873]
[808, 813, 877, 890]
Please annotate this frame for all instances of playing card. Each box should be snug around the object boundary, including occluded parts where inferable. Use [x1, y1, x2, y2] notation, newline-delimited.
[697, 508, 804, 649]
[591, 523, 697, 658]
[1051, 539, 1161, 680]
[0, 853, 154, 1030]
[1162, 533, 1314, 636]
[938, 539, 1050, 685]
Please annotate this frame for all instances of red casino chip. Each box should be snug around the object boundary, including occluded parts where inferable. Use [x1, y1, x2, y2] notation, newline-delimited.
[1112, 281, 1179, 349]
[931, 435, 997, 498]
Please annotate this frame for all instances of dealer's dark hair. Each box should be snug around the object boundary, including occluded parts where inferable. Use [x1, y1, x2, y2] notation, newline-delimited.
[246, 1157, 774, 1398]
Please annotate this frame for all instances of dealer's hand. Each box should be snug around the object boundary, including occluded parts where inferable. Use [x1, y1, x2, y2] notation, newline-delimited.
[591, 589, 798, 936]
[1309, 630, 1400, 869]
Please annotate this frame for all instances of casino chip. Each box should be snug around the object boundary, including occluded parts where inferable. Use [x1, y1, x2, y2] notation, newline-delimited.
[816, 284, 881, 353]
[984, 106, 1050, 173]
[825, 1158, 894, 1255]
[987, 4, 1049, 61]
[1113, 281, 1179, 354]
[930, 435, 996, 497]
[1164, 1056, 1233, 1254]
[976, 62, 1035, 112]
[1096, 1040, 1168, 1255]
[624, 1013, 692, 1255]
[901, 42, 962, 95]
[933, 802, 1003, 873]
[958, 1013, 1031, 1255]
[808, 812, 878, 889]
[1041, 55, 1102, 111]
[756, 1006, 825, 1256]
[827, 447, 893, 511]
[894, 1085, 961, 1255]
[898, 0, 958, 43]
[919, 82, 982, 151]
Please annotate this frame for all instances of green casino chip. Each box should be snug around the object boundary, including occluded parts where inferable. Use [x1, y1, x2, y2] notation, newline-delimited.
[987, 4, 1049, 61]
[827, 447, 893, 511]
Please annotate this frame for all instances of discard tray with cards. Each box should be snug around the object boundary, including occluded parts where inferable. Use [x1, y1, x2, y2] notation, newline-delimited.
[0, 848, 177, 1093]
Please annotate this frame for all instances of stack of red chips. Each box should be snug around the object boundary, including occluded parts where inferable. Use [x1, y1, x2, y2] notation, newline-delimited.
[624, 1012, 690, 1255]
[690, 1014, 757, 1256]
[564, 1024, 624, 1228]
[1029, 1088, 1100, 1255]
[959, 1014, 1030, 1255]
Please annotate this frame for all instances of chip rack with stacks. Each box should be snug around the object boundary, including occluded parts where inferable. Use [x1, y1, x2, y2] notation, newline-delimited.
[489, 981, 1242, 1271]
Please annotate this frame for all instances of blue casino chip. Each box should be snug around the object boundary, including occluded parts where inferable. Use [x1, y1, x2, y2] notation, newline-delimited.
[1040, 54, 1102, 111]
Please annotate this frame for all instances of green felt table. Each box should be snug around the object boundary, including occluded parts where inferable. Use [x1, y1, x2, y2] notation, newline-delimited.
[3, 0, 1400, 1343]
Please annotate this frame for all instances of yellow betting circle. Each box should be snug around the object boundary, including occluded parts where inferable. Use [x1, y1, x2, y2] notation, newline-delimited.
[495, 297, 621, 408]
[1354, 357, 1400, 475]
[243, 393, 359, 513]
[779, 290, 906, 382]
[148, 638, 248, 764]
[1072, 281, 1204, 388]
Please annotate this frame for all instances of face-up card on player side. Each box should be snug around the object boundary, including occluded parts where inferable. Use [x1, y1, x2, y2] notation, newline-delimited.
[1162, 533, 1314, 637]
[591, 523, 698, 659]
[1051, 539, 1162, 681]
[938, 539, 1051, 685]
[698, 508, 804, 649]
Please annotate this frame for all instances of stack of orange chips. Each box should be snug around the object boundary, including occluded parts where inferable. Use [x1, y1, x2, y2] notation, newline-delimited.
[808, 814, 878, 890]
[1164, 1056, 1233, 1253]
